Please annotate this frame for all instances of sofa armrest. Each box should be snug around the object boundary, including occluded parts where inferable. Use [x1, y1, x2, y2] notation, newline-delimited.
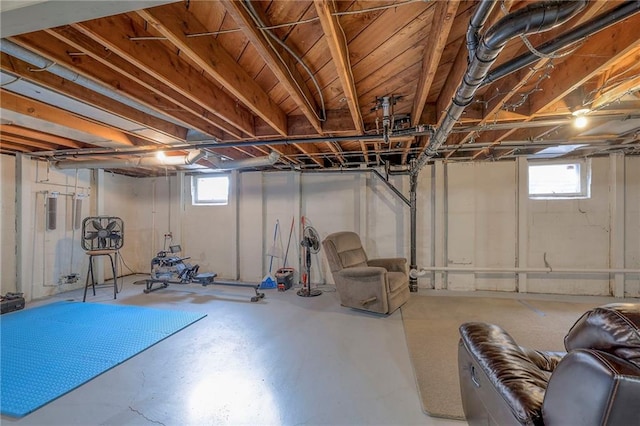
[459, 322, 550, 426]
[520, 347, 566, 372]
[368, 257, 407, 273]
[338, 266, 386, 279]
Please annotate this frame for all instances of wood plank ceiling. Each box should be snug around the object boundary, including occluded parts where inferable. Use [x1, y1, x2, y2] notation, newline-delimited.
[1, 0, 639, 176]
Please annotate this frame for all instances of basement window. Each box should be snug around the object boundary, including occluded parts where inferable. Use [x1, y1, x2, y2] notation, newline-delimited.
[528, 159, 591, 199]
[191, 174, 229, 206]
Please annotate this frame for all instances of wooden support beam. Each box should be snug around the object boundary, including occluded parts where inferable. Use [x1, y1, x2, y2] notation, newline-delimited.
[313, 0, 363, 133]
[0, 52, 188, 143]
[137, 4, 288, 137]
[447, 0, 614, 157]
[14, 30, 235, 141]
[0, 141, 31, 152]
[478, 0, 608, 121]
[591, 74, 640, 110]
[412, 1, 459, 127]
[0, 134, 61, 151]
[1, 89, 135, 146]
[529, 13, 640, 115]
[222, 0, 323, 135]
[0, 124, 83, 149]
[72, 15, 255, 136]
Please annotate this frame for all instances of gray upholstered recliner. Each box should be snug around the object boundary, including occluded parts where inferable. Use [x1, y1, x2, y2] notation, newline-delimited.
[322, 231, 410, 314]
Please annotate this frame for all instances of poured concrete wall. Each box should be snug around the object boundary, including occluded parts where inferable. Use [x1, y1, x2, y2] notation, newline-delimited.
[3, 153, 639, 302]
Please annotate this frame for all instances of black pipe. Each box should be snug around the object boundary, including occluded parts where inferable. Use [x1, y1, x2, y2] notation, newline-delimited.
[483, 1, 640, 86]
[466, 0, 497, 63]
[409, 160, 418, 292]
[415, 0, 588, 170]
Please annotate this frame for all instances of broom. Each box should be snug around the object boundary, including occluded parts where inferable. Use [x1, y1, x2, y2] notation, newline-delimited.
[261, 220, 280, 289]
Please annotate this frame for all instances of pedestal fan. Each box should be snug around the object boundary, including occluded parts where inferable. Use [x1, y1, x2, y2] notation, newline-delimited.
[298, 225, 322, 297]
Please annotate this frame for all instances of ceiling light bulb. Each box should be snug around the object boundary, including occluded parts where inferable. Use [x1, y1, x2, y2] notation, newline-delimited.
[156, 151, 166, 161]
[574, 115, 588, 129]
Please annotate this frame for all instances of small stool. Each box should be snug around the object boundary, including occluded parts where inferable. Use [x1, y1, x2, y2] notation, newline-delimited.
[83, 250, 118, 302]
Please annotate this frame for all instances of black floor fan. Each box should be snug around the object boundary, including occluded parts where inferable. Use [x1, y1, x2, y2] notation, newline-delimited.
[298, 225, 322, 297]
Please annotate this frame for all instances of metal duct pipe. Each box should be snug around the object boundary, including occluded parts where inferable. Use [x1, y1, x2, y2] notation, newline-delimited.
[207, 151, 280, 170]
[31, 125, 434, 159]
[0, 39, 181, 126]
[483, 1, 640, 86]
[54, 149, 208, 169]
[466, 0, 497, 63]
[414, 0, 588, 172]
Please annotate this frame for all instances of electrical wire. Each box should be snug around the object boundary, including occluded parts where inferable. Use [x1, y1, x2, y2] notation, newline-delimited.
[183, 0, 424, 37]
[242, 0, 327, 122]
[333, 0, 424, 16]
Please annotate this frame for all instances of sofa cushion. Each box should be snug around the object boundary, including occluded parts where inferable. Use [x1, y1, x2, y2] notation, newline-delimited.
[459, 322, 550, 425]
[564, 303, 640, 368]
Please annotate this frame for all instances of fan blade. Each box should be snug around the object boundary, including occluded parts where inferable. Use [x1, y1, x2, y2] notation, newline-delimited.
[109, 232, 121, 240]
[84, 231, 99, 240]
[106, 220, 118, 231]
[99, 237, 107, 248]
[92, 219, 104, 231]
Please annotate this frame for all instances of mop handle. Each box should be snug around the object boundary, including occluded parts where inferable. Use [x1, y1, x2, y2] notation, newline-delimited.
[268, 220, 279, 271]
[283, 216, 295, 266]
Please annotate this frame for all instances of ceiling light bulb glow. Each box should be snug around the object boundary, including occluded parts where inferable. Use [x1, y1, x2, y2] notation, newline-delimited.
[156, 151, 166, 161]
[574, 115, 588, 129]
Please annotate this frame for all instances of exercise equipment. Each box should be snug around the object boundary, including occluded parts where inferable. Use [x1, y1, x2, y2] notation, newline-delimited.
[1, 292, 25, 314]
[143, 244, 265, 302]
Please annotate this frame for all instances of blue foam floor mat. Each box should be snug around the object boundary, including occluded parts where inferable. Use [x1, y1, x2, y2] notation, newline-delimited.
[0, 301, 206, 418]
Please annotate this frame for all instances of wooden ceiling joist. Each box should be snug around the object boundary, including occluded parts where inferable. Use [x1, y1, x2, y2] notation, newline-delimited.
[13, 30, 232, 141]
[0, 124, 83, 149]
[530, 12, 640, 115]
[72, 15, 256, 137]
[0, 52, 188, 143]
[1, 89, 135, 146]
[313, 0, 363, 133]
[222, 0, 323, 135]
[411, 1, 459, 127]
[136, 4, 288, 137]
[0, 134, 60, 151]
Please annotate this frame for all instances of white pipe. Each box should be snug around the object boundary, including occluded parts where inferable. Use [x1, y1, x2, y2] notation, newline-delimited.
[410, 266, 640, 278]
[54, 150, 279, 170]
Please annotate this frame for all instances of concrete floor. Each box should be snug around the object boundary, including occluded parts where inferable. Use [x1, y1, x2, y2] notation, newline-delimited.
[3, 276, 466, 426]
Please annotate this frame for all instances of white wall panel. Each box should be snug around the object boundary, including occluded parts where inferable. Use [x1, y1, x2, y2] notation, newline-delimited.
[238, 172, 264, 282]
[625, 156, 640, 297]
[473, 162, 517, 292]
[446, 163, 476, 291]
[1, 155, 17, 293]
[8, 152, 639, 302]
[12, 157, 91, 300]
[527, 157, 610, 295]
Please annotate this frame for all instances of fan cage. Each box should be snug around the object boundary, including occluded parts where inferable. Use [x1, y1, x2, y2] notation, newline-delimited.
[81, 216, 124, 251]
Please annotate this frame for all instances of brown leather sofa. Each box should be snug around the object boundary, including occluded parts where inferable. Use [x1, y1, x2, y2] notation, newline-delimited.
[458, 303, 640, 425]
